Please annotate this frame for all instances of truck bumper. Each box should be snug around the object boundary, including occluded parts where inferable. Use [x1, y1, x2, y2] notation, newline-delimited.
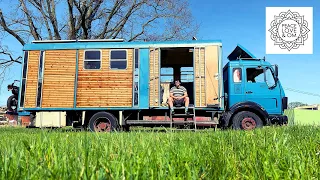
[268, 115, 288, 125]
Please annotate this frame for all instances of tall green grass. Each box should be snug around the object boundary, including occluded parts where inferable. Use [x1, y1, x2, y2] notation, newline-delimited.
[0, 126, 319, 179]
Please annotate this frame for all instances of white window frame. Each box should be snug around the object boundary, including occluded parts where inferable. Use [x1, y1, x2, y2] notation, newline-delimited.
[83, 49, 102, 70]
[109, 49, 128, 70]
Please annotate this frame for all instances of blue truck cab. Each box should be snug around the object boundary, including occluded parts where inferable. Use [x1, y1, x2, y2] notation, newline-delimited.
[221, 45, 288, 129]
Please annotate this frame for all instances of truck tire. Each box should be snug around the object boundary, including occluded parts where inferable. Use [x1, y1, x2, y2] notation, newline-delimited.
[7, 95, 18, 113]
[231, 111, 263, 130]
[88, 112, 119, 132]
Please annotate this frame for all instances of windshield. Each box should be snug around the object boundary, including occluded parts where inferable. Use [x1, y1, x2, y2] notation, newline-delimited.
[265, 67, 276, 88]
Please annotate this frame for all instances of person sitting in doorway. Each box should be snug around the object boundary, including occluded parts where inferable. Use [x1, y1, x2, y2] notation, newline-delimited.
[167, 80, 190, 115]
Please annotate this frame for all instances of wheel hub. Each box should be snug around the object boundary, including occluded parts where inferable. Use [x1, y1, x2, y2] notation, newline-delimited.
[241, 117, 256, 130]
[94, 118, 111, 132]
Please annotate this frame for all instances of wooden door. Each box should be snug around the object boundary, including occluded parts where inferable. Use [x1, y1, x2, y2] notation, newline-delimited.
[205, 46, 219, 106]
[194, 47, 205, 107]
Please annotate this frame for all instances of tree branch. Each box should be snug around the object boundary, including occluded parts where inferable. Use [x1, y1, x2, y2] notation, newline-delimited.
[97, 0, 122, 39]
[128, 15, 159, 41]
[67, 0, 75, 39]
[109, 1, 144, 39]
[0, 10, 26, 45]
[45, 0, 61, 39]
[19, 0, 41, 40]
[28, 0, 53, 39]
[0, 47, 22, 65]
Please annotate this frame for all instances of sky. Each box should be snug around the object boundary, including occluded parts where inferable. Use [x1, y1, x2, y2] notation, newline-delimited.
[0, 0, 320, 106]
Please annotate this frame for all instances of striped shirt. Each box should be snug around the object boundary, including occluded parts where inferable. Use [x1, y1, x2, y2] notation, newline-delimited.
[170, 86, 187, 97]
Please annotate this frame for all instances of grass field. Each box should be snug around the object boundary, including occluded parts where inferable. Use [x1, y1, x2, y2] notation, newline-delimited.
[0, 126, 319, 179]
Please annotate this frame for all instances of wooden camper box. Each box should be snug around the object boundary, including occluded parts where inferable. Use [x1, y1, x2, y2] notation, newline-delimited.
[20, 40, 222, 111]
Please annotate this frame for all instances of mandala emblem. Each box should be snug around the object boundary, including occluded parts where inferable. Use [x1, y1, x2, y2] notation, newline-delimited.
[268, 10, 310, 51]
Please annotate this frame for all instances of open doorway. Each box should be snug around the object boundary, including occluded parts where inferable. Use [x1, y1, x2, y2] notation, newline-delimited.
[160, 47, 194, 106]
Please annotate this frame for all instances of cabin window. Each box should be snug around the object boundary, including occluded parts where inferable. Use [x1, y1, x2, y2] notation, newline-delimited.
[36, 51, 45, 107]
[84, 50, 101, 69]
[233, 68, 242, 83]
[20, 51, 28, 108]
[110, 50, 127, 69]
[160, 68, 174, 82]
[181, 67, 194, 82]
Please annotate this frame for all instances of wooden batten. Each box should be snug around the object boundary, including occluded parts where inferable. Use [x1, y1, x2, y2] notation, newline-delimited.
[41, 50, 76, 108]
[24, 51, 40, 108]
[149, 48, 160, 107]
[76, 49, 133, 107]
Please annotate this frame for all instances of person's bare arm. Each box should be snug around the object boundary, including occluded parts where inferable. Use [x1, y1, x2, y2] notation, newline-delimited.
[177, 88, 188, 99]
[170, 92, 176, 99]
[180, 90, 188, 99]
[183, 91, 188, 98]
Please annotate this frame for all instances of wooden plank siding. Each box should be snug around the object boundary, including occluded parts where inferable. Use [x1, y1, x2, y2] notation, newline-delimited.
[76, 49, 133, 107]
[205, 46, 219, 105]
[194, 47, 206, 107]
[149, 48, 160, 107]
[41, 50, 76, 108]
[24, 51, 40, 108]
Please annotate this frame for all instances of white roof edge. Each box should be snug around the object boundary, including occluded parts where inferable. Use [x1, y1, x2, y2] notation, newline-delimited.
[32, 39, 124, 43]
[78, 39, 124, 42]
[32, 40, 77, 43]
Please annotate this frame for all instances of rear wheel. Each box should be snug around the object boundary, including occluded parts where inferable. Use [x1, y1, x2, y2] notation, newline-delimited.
[232, 111, 263, 130]
[88, 112, 119, 132]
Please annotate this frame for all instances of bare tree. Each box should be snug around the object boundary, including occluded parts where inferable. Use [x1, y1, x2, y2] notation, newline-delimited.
[0, 0, 199, 68]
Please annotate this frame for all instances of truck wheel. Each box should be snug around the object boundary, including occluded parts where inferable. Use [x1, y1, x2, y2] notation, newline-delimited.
[7, 95, 18, 113]
[89, 112, 119, 132]
[232, 111, 263, 130]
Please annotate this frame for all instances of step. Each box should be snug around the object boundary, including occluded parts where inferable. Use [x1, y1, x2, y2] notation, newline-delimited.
[126, 120, 218, 125]
[196, 121, 219, 125]
[171, 129, 196, 131]
[126, 120, 171, 125]
[172, 120, 195, 124]
[173, 106, 194, 110]
[172, 121, 218, 125]
[171, 114, 194, 117]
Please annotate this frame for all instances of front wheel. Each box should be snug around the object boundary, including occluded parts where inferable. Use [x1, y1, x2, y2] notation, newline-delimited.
[231, 111, 263, 130]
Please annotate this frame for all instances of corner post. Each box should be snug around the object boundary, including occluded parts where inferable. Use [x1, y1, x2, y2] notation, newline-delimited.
[73, 49, 79, 108]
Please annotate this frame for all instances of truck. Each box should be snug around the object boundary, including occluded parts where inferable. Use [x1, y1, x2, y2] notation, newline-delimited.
[10, 39, 288, 131]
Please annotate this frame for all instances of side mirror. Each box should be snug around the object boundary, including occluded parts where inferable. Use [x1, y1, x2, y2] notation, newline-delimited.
[274, 64, 279, 78]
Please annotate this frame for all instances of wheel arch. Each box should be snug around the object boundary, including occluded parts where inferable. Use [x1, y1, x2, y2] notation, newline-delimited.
[225, 101, 269, 127]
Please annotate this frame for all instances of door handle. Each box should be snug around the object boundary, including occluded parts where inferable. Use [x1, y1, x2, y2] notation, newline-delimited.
[246, 91, 253, 94]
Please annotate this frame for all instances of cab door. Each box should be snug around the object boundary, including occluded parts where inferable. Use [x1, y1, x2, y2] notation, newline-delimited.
[228, 67, 246, 108]
[244, 66, 281, 115]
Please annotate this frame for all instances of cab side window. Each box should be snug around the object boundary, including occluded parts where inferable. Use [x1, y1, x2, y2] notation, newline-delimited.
[246, 68, 264, 83]
[233, 68, 242, 83]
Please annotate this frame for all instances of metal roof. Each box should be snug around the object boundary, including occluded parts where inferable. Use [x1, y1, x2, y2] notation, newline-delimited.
[23, 39, 222, 51]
